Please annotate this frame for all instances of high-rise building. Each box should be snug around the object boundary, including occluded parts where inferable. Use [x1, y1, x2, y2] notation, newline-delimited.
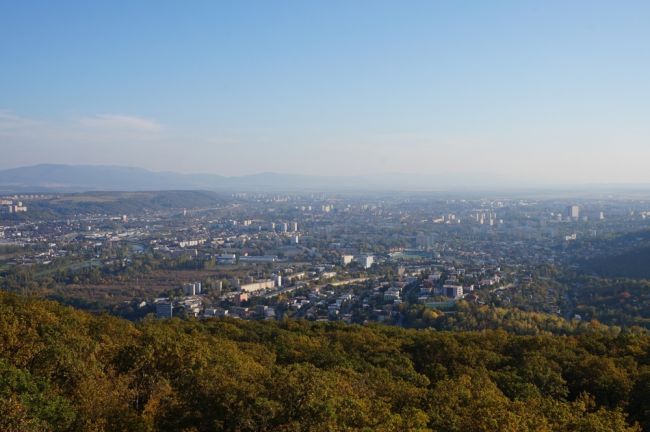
[444, 285, 464, 299]
[7, 201, 27, 213]
[358, 255, 374, 269]
[183, 282, 202, 296]
[567, 205, 580, 220]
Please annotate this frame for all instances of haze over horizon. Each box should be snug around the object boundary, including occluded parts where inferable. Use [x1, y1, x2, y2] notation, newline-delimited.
[2, 1, 650, 184]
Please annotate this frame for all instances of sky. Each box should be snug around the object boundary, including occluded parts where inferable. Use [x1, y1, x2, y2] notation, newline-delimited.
[1, 0, 649, 184]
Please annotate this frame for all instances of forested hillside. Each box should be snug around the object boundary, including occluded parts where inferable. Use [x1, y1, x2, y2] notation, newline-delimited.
[578, 229, 650, 280]
[583, 246, 650, 280]
[1, 291, 650, 431]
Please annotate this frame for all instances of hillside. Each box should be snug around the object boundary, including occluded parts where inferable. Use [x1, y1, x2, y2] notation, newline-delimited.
[1, 190, 224, 220]
[583, 246, 650, 280]
[1, 291, 649, 431]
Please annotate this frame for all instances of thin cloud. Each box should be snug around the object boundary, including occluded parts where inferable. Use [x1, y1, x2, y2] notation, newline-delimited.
[0, 110, 170, 170]
[77, 114, 163, 132]
[0, 110, 234, 174]
[0, 109, 41, 131]
[0, 109, 166, 143]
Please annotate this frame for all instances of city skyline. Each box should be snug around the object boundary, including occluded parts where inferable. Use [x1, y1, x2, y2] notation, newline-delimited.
[2, 1, 650, 184]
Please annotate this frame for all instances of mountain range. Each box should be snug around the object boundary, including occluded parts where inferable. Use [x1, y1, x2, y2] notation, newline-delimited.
[1, 164, 649, 194]
[0, 164, 517, 193]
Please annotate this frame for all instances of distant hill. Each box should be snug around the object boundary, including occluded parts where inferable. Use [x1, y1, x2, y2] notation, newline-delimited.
[0, 164, 519, 193]
[0, 164, 208, 193]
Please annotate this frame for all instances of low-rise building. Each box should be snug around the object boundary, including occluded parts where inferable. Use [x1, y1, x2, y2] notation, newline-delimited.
[240, 279, 276, 293]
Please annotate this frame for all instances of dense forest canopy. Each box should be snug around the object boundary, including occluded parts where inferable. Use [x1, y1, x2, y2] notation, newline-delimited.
[1, 291, 650, 431]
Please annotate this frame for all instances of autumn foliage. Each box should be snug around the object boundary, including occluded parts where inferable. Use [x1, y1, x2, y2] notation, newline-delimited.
[1, 291, 649, 431]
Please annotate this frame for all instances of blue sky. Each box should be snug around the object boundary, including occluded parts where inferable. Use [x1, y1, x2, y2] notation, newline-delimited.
[1, 0, 649, 183]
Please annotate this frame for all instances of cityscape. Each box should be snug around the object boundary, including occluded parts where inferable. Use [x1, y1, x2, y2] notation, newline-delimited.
[2, 188, 649, 329]
[2, 1, 650, 431]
